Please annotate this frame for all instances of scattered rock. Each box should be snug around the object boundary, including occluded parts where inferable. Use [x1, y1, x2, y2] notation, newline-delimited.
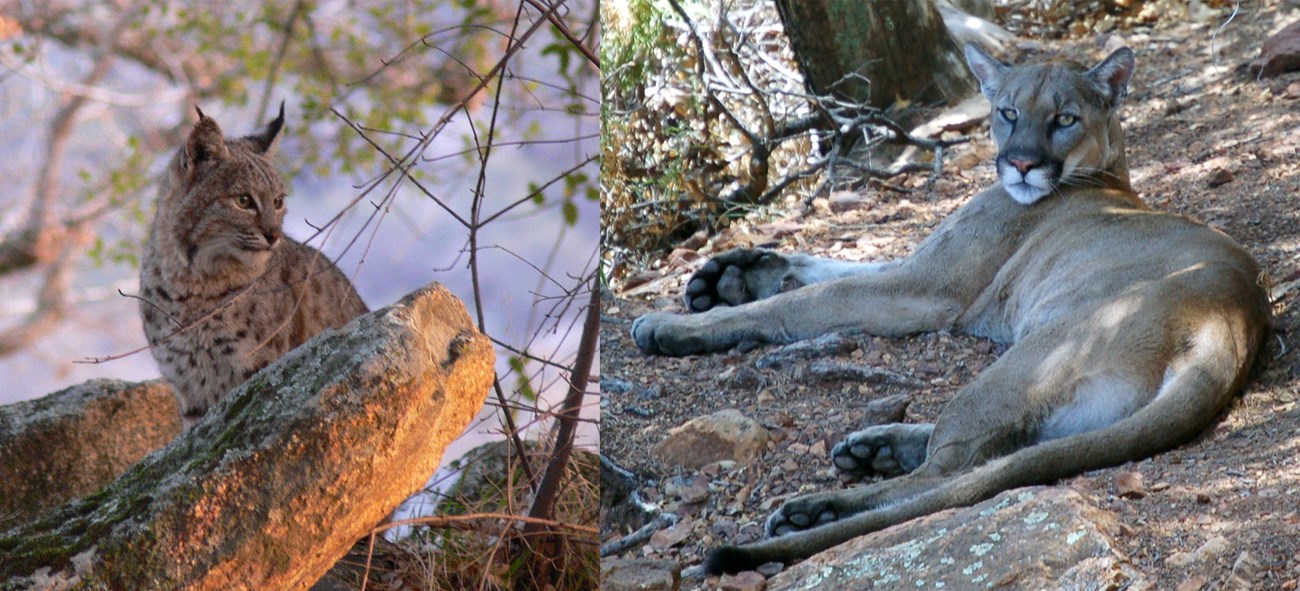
[602, 376, 635, 396]
[1176, 575, 1208, 591]
[828, 191, 869, 213]
[650, 521, 694, 550]
[953, 151, 982, 170]
[719, 570, 766, 591]
[766, 487, 1146, 591]
[1116, 471, 1147, 499]
[651, 409, 770, 470]
[626, 404, 655, 418]
[668, 475, 711, 504]
[1286, 82, 1300, 100]
[601, 455, 653, 537]
[755, 562, 784, 577]
[1227, 550, 1261, 588]
[0, 283, 494, 590]
[1165, 535, 1231, 568]
[600, 559, 681, 591]
[1207, 168, 1235, 187]
[803, 361, 923, 387]
[754, 333, 857, 370]
[0, 379, 180, 523]
[669, 247, 705, 269]
[622, 270, 665, 291]
[861, 393, 912, 426]
[1249, 20, 1300, 78]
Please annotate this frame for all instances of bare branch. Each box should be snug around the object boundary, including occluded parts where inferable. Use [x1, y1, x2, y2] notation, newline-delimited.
[254, 0, 304, 123]
[523, 279, 597, 529]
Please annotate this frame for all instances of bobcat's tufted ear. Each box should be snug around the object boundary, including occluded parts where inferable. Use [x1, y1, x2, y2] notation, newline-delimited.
[244, 101, 285, 157]
[964, 43, 1010, 100]
[1086, 47, 1136, 106]
[184, 106, 229, 174]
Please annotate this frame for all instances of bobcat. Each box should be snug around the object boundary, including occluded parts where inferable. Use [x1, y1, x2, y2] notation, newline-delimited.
[632, 46, 1271, 573]
[139, 105, 369, 426]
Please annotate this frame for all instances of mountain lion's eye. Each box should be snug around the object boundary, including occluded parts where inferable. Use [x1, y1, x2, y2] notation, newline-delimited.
[1000, 108, 1018, 122]
[235, 194, 254, 209]
[274, 195, 285, 210]
[1056, 114, 1077, 127]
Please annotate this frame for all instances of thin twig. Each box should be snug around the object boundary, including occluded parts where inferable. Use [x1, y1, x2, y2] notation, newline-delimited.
[600, 513, 676, 557]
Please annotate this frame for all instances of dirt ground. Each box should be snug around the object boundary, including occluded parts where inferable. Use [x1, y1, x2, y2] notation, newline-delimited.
[601, 6, 1300, 591]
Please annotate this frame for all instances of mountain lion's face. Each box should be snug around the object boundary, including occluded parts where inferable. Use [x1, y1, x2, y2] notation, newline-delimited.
[965, 46, 1135, 205]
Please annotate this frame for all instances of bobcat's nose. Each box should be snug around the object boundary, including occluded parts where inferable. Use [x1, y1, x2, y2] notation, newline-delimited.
[263, 228, 281, 246]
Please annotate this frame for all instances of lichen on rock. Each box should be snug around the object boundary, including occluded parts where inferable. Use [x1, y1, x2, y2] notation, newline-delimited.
[0, 282, 494, 591]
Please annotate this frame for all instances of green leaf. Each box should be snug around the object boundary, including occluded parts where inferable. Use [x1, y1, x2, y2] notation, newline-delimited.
[508, 356, 536, 402]
[562, 199, 578, 226]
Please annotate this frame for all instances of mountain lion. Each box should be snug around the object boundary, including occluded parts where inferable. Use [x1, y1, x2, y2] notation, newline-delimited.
[631, 45, 1271, 574]
[140, 105, 368, 426]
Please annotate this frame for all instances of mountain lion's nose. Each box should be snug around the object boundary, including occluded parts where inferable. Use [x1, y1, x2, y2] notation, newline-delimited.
[1008, 158, 1038, 174]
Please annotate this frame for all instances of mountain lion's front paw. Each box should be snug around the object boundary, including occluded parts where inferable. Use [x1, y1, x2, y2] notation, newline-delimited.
[631, 312, 705, 356]
[831, 424, 931, 479]
[684, 248, 793, 312]
[765, 492, 847, 537]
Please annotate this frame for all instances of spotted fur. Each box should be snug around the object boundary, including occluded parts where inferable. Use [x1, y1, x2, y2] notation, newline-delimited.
[139, 105, 368, 425]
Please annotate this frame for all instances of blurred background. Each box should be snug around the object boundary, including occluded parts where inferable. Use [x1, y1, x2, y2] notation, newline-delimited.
[0, 1, 598, 586]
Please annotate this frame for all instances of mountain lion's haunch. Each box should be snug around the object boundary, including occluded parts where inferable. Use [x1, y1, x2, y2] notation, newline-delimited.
[632, 45, 1271, 574]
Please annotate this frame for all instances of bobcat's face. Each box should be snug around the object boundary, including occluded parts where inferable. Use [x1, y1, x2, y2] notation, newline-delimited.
[183, 156, 287, 274]
[155, 106, 288, 279]
[965, 45, 1135, 204]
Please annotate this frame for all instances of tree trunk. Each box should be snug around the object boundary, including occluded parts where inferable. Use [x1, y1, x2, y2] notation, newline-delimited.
[0, 282, 495, 591]
[775, 0, 976, 109]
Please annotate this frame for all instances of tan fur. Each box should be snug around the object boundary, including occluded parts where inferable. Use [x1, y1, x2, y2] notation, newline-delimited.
[140, 105, 368, 426]
[631, 46, 1271, 574]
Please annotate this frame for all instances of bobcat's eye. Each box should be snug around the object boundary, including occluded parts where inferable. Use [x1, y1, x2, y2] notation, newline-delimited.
[1000, 108, 1018, 122]
[235, 194, 255, 209]
[274, 195, 285, 210]
[1055, 114, 1077, 127]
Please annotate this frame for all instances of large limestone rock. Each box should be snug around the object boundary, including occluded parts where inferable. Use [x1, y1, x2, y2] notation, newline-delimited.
[767, 487, 1145, 591]
[0, 380, 181, 522]
[0, 282, 494, 591]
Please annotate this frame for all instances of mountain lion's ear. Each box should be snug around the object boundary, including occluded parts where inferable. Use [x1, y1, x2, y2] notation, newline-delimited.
[244, 101, 285, 157]
[1086, 47, 1136, 106]
[184, 106, 229, 173]
[964, 43, 1010, 100]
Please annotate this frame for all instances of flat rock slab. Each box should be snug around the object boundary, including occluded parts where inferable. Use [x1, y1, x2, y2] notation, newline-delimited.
[0, 379, 180, 522]
[767, 487, 1145, 591]
[0, 282, 494, 591]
